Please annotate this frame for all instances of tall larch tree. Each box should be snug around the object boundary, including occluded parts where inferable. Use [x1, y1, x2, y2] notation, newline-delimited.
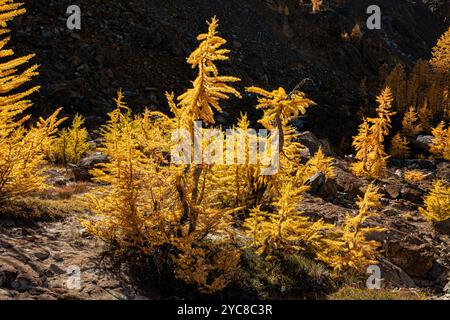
[83, 17, 242, 294]
[430, 27, 450, 74]
[401, 107, 422, 137]
[0, 1, 63, 203]
[351, 88, 395, 179]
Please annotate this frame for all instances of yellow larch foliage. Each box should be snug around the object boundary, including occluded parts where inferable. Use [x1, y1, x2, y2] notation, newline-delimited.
[341, 32, 350, 42]
[430, 121, 450, 160]
[171, 18, 242, 264]
[419, 180, 450, 222]
[244, 182, 333, 258]
[211, 113, 270, 210]
[82, 91, 175, 249]
[311, 0, 323, 13]
[171, 237, 240, 293]
[83, 18, 241, 294]
[351, 88, 395, 179]
[390, 133, 411, 159]
[303, 147, 336, 180]
[406, 59, 430, 110]
[384, 63, 407, 113]
[244, 85, 315, 196]
[82, 15, 390, 292]
[48, 114, 89, 164]
[401, 107, 422, 137]
[246, 86, 315, 131]
[317, 183, 384, 272]
[245, 85, 314, 161]
[430, 26, 450, 74]
[211, 83, 316, 210]
[177, 16, 241, 128]
[404, 169, 426, 183]
[0, 1, 64, 203]
[418, 104, 433, 132]
[382, 28, 449, 120]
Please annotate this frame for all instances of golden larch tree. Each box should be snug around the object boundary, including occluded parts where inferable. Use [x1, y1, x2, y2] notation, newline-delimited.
[420, 180, 450, 222]
[48, 114, 89, 164]
[430, 121, 450, 160]
[390, 133, 411, 159]
[401, 107, 422, 137]
[418, 103, 433, 132]
[317, 184, 384, 272]
[83, 18, 241, 294]
[0, 1, 63, 203]
[430, 26, 450, 73]
[351, 88, 395, 179]
[311, 0, 323, 13]
[244, 182, 333, 258]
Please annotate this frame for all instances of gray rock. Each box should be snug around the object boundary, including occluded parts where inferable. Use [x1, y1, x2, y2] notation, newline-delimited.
[305, 172, 325, 194]
[34, 251, 50, 261]
[48, 264, 65, 275]
[70, 152, 109, 181]
[400, 185, 424, 203]
[298, 131, 332, 157]
[413, 135, 434, 154]
[334, 166, 366, 197]
[11, 275, 34, 292]
[316, 178, 338, 200]
[380, 257, 416, 288]
[383, 184, 402, 199]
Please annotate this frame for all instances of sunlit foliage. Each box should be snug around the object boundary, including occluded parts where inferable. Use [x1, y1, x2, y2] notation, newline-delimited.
[317, 184, 384, 272]
[419, 180, 450, 222]
[0, 1, 63, 203]
[430, 121, 450, 160]
[401, 107, 422, 137]
[404, 170, 426, 183]
[390, 133, 411, 159]
[351, 88, 395, 179]
[48, 114, 89, 164]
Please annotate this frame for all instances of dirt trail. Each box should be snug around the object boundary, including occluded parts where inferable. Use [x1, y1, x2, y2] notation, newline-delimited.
[0, 215, 142, 300]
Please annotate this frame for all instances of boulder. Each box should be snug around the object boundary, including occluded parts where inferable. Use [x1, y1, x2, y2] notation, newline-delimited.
[387, 242, 434, 277]
[434, 218, 450, 236]
[298, 131, 332, 157]
[305, 172, 338, 200]
[383, 184, 402, 199]
[389, 159, 436, 170]
[34, 250, 50, 261]
[334, 166, 366, 197]
[412, 135, 434, 154]
[305, 172, 325, 194]
[70, 152, 109, 181]
[44, 169, 69, 187]
[379, 257, 416, 288]
[316, 178, 338, 200]
[400, 185, 424, 203]
[0, 257, 43, 292]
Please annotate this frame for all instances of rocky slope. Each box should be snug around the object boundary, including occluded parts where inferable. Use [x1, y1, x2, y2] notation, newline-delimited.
[0, 216, 139, 300]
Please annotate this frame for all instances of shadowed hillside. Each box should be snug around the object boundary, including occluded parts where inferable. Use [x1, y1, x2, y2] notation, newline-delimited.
[9, 0, 448, 151]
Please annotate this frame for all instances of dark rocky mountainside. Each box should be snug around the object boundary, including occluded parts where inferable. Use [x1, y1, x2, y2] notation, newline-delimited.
[9, 0, 448, 151]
